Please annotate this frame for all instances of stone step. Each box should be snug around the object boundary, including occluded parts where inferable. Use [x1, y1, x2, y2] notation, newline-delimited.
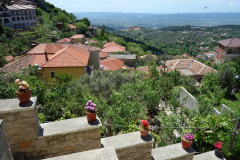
[42, 147, 118, 160]
[151, 143, 196, 160]
[101, 131, 154, 160]
[193, 151, 225, 160]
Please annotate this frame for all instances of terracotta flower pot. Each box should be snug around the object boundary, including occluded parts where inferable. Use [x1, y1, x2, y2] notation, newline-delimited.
[139, 125, 149, 137]
[181, 136, 192, 149]
[86, 110, 97, 122]
[215, 149, 222, 157]
[16, 90, 31, 104]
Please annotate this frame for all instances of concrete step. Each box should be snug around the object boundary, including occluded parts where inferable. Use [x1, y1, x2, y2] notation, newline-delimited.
[43, 147, 118, 160]
[193, 151, 225, 160]
[151, 143, 196, 160]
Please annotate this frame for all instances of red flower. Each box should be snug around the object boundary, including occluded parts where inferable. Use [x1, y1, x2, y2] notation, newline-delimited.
[146, 126, 149, 130]
[214, 141, 223, 149]
[162, 108, 165, 111]
[142, 120, 149, 127]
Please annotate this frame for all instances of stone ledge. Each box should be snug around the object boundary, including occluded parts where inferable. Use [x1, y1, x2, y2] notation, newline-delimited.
[0, 97, 37, 113]
[151, 143, 196, 160]
[43, 147, 118, 160]
[101, 131, 154, 150]
[193, 151, 225, 160]
[38, 116, 102, 138]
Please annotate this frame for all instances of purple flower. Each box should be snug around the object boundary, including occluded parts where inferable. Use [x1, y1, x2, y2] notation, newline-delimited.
[92, 103, 96, 107]
[90, 107, 95, 111]
[88, 100, 92, 103]
[85, 106, 90, 110]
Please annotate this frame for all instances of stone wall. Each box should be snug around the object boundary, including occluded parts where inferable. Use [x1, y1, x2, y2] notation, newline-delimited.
[179, 86, 198, 110]
[0, 119, 13, 160]
[116, 143, 152, 160]
[101, 131, 154, 160]
[0, 97, 102, 159]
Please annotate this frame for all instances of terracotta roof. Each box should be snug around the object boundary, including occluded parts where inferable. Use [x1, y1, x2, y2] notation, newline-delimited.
[102, 47, 125, 53]
[218, 38, 240, 47]
[26, 54, 54, 67]
[56, 44, 70, 48]
[163, 59, 217, 76]
[57, 38, 71, 43]
[103, 42, 126, 52]
[68, 24, 76, 29]
[71, 34, 84, 39]
[100, 57, 124, 71]
[27, 43, 63, 54]
[72, 44, 101, 51]
[41, 45, 90, 68]
[5, 56, 14, 61]
[100, 52, 109, 58]
[0, 55, 32, 73]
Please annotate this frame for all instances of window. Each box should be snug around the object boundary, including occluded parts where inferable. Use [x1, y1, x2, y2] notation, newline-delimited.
[20, 11, 23, 15]
[238, 48, 240, 53]
[29, 16, 32, 20]
[28, 11, 31, 15]
[24, 11, 27, 15]
[50, 71, 55, 78]
[33, 16, 35, 19]
[16, 11, 19, 15]
[17, 17, 20, 21]
[32, 10, 35, 15]
[25, 17, 28, 20]
[21, 17, 24, 20]
[227, 49, 232, 54]
[31, 22, 33, 25]
[11, 11, 14, 15]
[12, 17, 15, 21]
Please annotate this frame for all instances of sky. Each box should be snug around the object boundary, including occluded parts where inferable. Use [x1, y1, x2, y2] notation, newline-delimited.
[47, 0, 240, 14]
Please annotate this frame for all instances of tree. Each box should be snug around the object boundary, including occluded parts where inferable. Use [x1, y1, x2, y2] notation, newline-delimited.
[36, 7, 43, 16]
[79, 18, 91, 27]
[37, 16, 44, 29]
[101, 24, 105, 38]
[56, 12, 69, 24]
[217, 63, 236, 95]
[75, 22, 88, 34]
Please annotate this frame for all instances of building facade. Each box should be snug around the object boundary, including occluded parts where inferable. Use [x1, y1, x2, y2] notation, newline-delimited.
[216, 38, 240, 63]
[0, 4, 37, 29]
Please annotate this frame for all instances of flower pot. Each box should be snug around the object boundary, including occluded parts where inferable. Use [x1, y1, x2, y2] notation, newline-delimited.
[16, 90, 31, 104]
[139, 125, 149, 137]
[181, 136, 192, 149]
[86, 110, 96, 122]
[215, 149, 222, 157]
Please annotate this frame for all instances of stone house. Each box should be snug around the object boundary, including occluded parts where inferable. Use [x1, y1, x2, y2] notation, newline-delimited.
[68, 24, 76, 31]
[71, 34, 85, 44]
[0, 3, 37, 29]
[215, 38, 240, 63]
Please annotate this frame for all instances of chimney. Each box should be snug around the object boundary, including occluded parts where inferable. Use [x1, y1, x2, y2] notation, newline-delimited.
[44, 52, 49, 61]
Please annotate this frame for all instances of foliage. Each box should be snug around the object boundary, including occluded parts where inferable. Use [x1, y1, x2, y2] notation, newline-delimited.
[75, 22, 88, 34]
[217, 63, 236, 95]
[79, 18, 91, 27]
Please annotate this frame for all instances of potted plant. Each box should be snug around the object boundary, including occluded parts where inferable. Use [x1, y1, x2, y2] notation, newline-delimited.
[214, 141, 223, 157]
[15, 79, 31, 104]
[85, 100, 97, 122]
[181, 132, 194, 149]
[139, 119, 150, 137]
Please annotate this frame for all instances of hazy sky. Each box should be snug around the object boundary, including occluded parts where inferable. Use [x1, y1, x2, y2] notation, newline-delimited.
[47, 0, 240, 14]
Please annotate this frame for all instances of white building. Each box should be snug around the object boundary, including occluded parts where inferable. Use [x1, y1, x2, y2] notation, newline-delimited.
[0, 4, 37, 29]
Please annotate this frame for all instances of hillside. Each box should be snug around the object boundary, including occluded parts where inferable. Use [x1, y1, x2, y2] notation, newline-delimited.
[113, 25, 240, 56]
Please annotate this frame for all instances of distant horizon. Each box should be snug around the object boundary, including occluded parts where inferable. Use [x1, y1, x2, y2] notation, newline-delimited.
[47, 0, 240, 14]
[72, 12, 240, 14]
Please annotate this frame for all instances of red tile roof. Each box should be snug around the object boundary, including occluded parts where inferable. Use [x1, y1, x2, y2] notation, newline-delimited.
[26, 54, 54, 67]
[102, 47, 124, 53]
[103, 42, 126, 52]
[68, 24, 77, 29]
[218, 38, 240, 47]
[0, 55, 32, 73]
[27, 43, 64, 54]
[41, 45, 90, 67]
[140, 54, 156, 59]
[162, 59, 217, 76]
[56, 44, 70, 48]
[100, 52, 109, 58]
[71, 34, 84, 39]
[57, 38, 71, 43]
[100, 57, 124, 70]
[72, 44, 101, 51]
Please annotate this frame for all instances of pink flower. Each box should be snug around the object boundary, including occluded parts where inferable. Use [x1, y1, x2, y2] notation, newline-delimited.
[214, 141, 223, 149]
[15, 79, 20, 83]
